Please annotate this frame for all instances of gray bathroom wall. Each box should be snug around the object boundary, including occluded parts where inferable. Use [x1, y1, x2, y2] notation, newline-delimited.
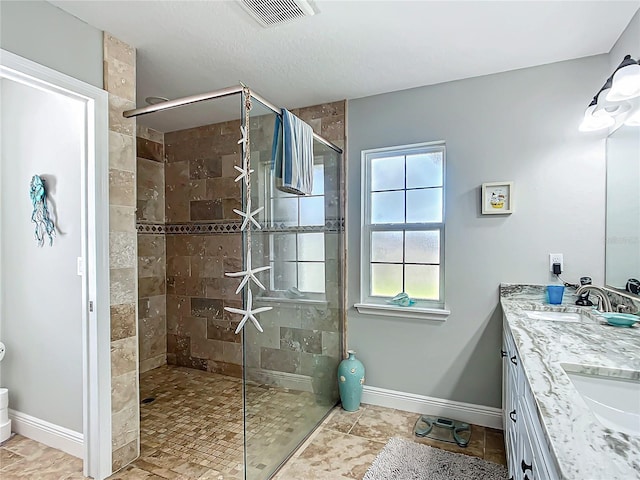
[0, 0, 103, 89]
[346, 54, 609, 409]
[609, 8, 640, 70]
[0, 77, 85, 433]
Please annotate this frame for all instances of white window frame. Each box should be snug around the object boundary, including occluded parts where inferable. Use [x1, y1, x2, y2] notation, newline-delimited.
[267, 231, 326, 295]
[259, 157, 327, 297]
[355, 141, 450, 321]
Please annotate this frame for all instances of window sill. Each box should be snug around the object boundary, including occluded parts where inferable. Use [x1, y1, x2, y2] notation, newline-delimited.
[354, 302, 450, 321]
[256, 295, 328, 308]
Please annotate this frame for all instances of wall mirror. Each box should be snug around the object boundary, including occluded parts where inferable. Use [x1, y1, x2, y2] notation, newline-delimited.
[605, 124, 640, 296]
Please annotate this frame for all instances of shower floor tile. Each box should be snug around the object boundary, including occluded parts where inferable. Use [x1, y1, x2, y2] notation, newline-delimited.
[137, 365, 328, 479]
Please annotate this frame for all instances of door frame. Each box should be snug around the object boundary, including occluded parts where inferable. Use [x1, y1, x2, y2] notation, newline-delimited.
[0, 49, 112, 479]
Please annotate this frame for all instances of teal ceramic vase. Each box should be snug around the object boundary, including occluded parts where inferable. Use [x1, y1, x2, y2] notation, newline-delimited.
[338, 350, 365, 411]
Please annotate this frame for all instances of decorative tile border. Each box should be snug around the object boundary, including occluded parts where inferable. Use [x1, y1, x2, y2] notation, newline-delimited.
[137, 223, 167, 234]
[137, 219, 345, 235]
[137, 222, 241, 234]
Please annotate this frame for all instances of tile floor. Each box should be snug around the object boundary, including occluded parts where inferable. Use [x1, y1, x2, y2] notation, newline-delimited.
[0, 434, 84, 479]
[274, 405, 506, 480]
[0, 367, 506, 480]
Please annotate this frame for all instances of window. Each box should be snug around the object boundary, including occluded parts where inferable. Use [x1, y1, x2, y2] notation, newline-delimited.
[357, 142, 447, 319]
[270, 163, 325, 227]
[269, 231, 325, 293]
[266, 162, 326, 294]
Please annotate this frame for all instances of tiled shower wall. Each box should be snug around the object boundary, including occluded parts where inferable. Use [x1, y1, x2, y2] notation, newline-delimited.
[136, 125, 167, 374]
[132, 99, 345, 387]
[164, 120, 245, 376]
[104, 33, 139, 471]
[290, 102, 346, 151]
[162, 101, 346, 384]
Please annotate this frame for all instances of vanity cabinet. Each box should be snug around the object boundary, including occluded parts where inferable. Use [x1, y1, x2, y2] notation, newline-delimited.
[503, 322, 560, 480]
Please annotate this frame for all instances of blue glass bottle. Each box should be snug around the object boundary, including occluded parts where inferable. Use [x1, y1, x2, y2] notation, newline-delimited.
[337, 350, 365, 411]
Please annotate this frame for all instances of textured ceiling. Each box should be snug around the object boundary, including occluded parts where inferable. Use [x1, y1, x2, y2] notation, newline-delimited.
[52, 0, 640, 132]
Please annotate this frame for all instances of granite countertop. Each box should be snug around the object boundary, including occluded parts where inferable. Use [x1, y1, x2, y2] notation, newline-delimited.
[500, 284, 640, 480]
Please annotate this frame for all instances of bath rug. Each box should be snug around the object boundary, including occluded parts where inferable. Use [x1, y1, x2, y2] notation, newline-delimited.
[363, 436, 508, 480]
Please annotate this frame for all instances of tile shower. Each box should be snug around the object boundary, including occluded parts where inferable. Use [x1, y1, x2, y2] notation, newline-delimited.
[136, 125, 167, 374]
[134, 96, 346, 479]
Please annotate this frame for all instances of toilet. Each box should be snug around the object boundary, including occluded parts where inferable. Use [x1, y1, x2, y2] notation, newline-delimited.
[0, 342, 9, 443]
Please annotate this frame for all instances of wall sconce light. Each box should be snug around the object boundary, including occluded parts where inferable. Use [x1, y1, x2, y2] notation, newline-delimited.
[579, 54, 640, 132]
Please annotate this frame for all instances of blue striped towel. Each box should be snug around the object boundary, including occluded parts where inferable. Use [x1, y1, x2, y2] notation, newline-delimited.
[271, 109, 314, 195]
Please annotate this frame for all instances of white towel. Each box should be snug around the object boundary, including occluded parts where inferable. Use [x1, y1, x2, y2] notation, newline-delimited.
[271, 109, 314, 195]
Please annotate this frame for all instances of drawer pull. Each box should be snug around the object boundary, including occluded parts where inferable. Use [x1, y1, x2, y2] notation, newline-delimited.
[509, 409, 516, 423]
[501, 349, 507, 358]
[521, 459, 532, 472]
[510, 355, 518, 366]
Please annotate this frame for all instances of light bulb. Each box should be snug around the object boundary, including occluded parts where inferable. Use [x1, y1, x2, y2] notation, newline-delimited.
[606, 63, 640, 101]
[594, 87, 631, 117]
[579, 105, 615, 131]
[594, 88, 612, 117]
[624, 107, 640, 126]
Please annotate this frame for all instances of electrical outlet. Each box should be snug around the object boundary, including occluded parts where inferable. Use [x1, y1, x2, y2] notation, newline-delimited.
[549, 253, 564, 273]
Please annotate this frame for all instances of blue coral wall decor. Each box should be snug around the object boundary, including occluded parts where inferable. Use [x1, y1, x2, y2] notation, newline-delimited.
[29, 175, 56, 246]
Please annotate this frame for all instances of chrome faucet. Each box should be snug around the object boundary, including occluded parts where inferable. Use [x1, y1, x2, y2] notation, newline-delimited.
[575, 285, 612, 312]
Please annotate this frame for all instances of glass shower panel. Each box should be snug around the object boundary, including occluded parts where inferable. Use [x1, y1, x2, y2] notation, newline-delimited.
[243, 98, 343, 480]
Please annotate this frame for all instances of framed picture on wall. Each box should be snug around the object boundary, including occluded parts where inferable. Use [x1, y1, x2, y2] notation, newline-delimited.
[481, 181, 514, 214]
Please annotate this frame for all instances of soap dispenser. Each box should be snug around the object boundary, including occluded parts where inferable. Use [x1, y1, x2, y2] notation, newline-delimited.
[575, 276, 594, 306]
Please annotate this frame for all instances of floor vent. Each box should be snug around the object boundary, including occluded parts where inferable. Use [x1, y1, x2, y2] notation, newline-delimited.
[238, 0, 315, 27]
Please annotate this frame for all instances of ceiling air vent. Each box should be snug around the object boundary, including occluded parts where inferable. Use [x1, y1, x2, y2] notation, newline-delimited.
[238, 0, 316, 27]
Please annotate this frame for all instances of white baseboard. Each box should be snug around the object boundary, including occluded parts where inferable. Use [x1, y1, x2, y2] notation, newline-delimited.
[361, 386, 503, 430]
[9, 409, 84, 459]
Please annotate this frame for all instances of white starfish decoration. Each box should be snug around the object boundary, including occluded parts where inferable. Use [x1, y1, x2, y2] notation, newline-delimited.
[237, 125, 248, 147]
[225, 254, 271, 293]
[233, 197, 263, 231]
[225, 289, 271, 334]
[233, 164, 254, 184]
[234, 125, 254, 184]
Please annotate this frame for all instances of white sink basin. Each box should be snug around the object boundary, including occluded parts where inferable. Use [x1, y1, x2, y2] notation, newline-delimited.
[523, 310, 586, 322]
[563, 369, 640, 436]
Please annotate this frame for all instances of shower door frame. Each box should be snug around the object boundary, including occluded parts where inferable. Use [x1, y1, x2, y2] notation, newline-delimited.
[123, 86, 343, 155]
